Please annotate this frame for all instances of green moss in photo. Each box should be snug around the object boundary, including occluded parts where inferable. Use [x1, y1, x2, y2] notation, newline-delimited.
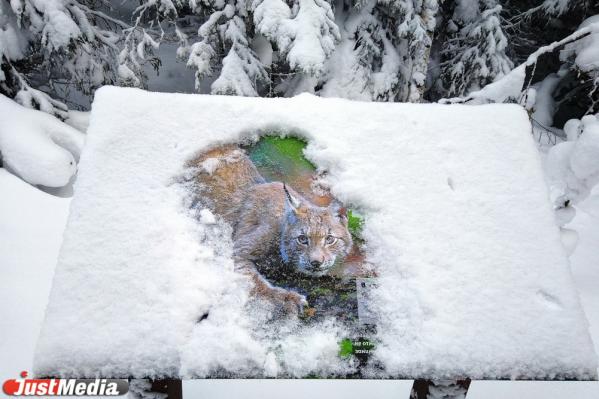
[339, 338, 354, 358]
[246, 136, 316, 183]
[347, 209, 364, 240]
[338, 337, 375, 359]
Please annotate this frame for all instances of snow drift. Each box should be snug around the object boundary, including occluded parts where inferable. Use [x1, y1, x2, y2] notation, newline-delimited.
[35, 87, 597, 380]
[0, 169, 71, 380]
[0, 95, 84, 187]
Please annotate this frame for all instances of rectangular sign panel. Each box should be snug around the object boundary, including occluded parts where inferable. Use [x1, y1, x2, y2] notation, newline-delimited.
[35, 87, 597, 380]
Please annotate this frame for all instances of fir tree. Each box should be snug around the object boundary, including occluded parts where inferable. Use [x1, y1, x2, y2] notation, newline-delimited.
[430, 0, 512, 99]
[321, 0, 439, 102]
[187, 2, 268, 96]
[0, 0, 125, 117]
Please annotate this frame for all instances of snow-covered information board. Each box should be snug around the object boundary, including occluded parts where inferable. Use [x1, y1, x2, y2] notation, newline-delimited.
[36, 87, 597, 380]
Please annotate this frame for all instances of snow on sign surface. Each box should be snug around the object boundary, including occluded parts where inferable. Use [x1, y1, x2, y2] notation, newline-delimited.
[36, 87, 597, 380]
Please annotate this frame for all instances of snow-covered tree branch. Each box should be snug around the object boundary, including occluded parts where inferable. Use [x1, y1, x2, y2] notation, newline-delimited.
[0, 0, 125, 117]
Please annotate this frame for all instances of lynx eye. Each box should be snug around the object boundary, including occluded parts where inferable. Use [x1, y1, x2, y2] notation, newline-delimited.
[297, 234, 309, 245]
[325, 235, 337, 245]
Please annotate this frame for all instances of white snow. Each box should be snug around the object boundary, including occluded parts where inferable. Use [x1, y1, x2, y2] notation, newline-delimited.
[545, 115, 599, 207]
[0, 169, 71, 382]
[2, 163, 598, 396]
[0, 95, 84, 187]
[283, 0, 339, 75]
[531, 73, 561, 127]
[468, 186, 599, 397]
[65, 110, 90, 133]
[25, 0, 83, 51]
[253, 0, 292, 42]
[35, 87, 596, 380]
[253, 0, 339, 76]
[561, 16, 599, 73]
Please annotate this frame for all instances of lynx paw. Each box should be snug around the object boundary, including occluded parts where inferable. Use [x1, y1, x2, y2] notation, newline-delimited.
[285, 291, 309, 315]
[274, 288, 308, 316]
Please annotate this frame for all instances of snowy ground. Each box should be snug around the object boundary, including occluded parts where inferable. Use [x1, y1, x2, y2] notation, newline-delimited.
[0, 173, 598, 397]
[0, 169, 71, 382]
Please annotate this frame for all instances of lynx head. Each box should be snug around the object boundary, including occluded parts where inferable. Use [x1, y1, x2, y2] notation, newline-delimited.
[280, 184, 353, 277]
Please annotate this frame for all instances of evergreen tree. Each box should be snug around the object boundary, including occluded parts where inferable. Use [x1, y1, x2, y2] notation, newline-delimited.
[321, 2, 401, 101]
[251, 0, 340, 96]
[321, 0, 438, 102]
[395, 0, 439, 102]
[0, 0, 125, 117]
[499, 0, 599, 128]
[429, 0, 512, 100]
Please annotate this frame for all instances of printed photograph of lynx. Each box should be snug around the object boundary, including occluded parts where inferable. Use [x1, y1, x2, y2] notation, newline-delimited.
[189, 144, 354, 316]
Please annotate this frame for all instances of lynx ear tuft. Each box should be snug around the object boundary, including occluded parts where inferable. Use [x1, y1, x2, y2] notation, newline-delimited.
[283, 183, 301, 211]
[330, 201, 348, 223]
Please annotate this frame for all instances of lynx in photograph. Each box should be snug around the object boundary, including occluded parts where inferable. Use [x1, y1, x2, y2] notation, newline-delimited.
[189, 144, 353, 315]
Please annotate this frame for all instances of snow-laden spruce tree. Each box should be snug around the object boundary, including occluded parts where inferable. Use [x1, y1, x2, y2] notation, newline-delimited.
[187, 1, 269, 96]
[395, 0, 439, 102]
[117, 0, 183, 88]
[114, 0, 445, 101]
[0, 0, 125, 118]
[449, 1, 599, 129]
[428, 0, 512, 99]
[503, 0, 599, 128]
[119, 0, 341, 97]
[252, 0, 340, 96]
[322, 0, 439, 102]
[0, 0, 121, 187]
[531, 0, 590, 16]
[233, 0, 439, 100]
